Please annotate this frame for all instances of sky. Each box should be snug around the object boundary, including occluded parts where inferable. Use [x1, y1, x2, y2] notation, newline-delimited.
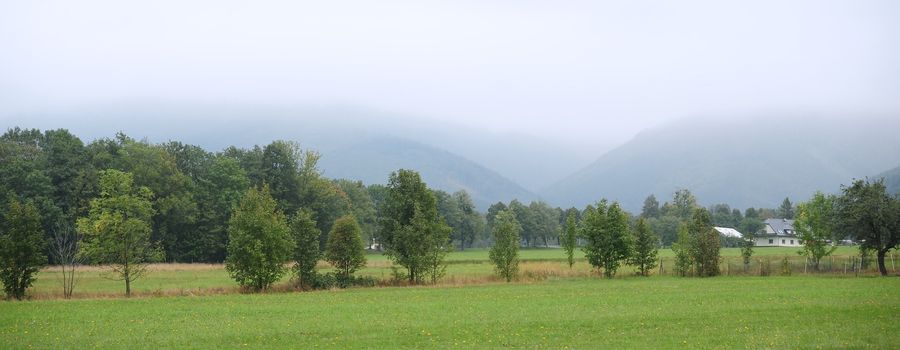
[1, 0, 899, 151]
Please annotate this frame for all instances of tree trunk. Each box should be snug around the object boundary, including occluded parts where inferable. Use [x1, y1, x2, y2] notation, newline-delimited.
[877, 249, 888, 276]
[125, 277, 131, 297]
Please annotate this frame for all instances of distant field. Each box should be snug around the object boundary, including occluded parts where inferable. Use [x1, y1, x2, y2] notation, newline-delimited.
[16, 246, 891, 299]
[1, 277, 897, 349]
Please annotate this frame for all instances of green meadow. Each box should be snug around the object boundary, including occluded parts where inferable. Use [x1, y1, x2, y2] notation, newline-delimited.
[1, 276, 897, 349]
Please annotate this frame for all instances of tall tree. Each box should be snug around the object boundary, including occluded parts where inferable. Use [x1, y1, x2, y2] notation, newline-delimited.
[377, 169, 451, 284]
[0, 199, 47, 300]
[225, 185, 295, 291]
[835, 179, 900, 276]
[795, 192, 837, 271]
[777, 197, 795, 219]
[78, 170, 160, 297]
[452, 190, 480, 250]
[641, 194, 660, 218]
[561, 212, 577, 268]
[489, 210, 521, 282]
[672, 189, 698, 220]
[629, 218, 658, 276]
[325, 215, 367, 285]
[291, 209, 321, 289]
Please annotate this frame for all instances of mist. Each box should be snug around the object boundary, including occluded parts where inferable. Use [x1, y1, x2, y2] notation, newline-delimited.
[3, 1, 899, 142]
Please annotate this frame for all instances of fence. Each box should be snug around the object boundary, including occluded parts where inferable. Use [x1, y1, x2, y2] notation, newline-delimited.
[654, 253, 896, 277]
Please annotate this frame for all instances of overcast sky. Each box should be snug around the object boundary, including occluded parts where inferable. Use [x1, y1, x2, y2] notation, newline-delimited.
[1, 0, 898, 149]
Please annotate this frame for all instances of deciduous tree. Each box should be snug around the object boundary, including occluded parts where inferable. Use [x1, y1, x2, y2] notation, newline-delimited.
[78, 170, 160, 297]
[561, 212, 577, 268]
[835, 179, 900, 276]
[291, 209, 321, 289]
[489, 210, 520, 282]
[325, 215, 366, 284]
[795, 192, 837, 271]
[0, 199, 47, 300]
[225, 185, 294, 291]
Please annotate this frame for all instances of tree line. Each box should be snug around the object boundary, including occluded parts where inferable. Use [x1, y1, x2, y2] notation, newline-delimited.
[1, 127, 898, 299]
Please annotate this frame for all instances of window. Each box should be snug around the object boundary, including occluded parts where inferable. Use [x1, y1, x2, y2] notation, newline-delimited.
[781, 239, 785, 244]
[790, 240, 794, 244]
[769, 239, 773, 244]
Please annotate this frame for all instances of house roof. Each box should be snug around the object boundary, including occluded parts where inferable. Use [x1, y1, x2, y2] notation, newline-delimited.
[764, 218, 796, 236]
[714, 226, 743, 238]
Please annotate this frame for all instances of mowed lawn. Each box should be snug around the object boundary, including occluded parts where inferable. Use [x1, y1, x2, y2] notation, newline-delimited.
[1, 276, 897, 349]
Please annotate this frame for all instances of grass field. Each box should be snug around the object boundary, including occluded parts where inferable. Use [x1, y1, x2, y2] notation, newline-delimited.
[1, 276, 897, 349]
[15, 246, 893, 299]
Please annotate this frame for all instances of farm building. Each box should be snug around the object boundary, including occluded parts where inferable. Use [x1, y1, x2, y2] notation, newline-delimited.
[754, 218, 801, 247]
[713, 226, 743, 238]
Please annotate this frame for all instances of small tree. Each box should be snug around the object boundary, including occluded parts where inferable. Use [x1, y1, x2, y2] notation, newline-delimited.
[489, 210, 521, 282]
[795, 192, 837, 271]
[672, 224, 692, 277]
[629, 218, 658, 276]
[78, 170, 160, 297]
[0, 199, 47, 300]
[581, 201, 632, 278]
[325, 215, 367, 285]
[226, 185, 295, 291]
[561, 212, 577, 268]
[689, 208, 720, 277]
[50, 222, 83, 299]
[739, 228, 755, 271]
[291, 209, 321, 289]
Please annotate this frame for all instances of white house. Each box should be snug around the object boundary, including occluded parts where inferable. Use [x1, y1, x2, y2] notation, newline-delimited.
[754, 218, 801, 247]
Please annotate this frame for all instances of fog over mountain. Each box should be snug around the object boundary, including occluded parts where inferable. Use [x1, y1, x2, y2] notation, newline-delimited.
[2, 1, 900, 212]
[543, 115, 900, 211]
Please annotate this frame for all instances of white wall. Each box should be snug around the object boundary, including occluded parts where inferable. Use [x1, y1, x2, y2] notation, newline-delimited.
[755, 237, 801, 247]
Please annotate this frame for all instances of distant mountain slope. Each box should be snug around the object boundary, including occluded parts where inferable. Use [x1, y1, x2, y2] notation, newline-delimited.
[318, 137, 537, 209]
[542, 116, 900, 211]
[876, 165, 900, 195]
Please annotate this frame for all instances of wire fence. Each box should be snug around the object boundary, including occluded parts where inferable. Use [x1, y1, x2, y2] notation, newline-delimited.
[655, 253, 897, 277]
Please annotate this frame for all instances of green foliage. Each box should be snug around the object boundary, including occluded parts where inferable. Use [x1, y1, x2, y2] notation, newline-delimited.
[640, 194, 660, 218]
[581, 201, 632, 278]
[777, 197, 795, 219]
[225, 185, 295, 291]
[561, 212, 577, 268]
[629, 218, 658, 276]
[377, 169, 451, 284]
[835, 178, 900, 276]
[0, 199, 47, 300]
[739, 230, 754, 269]
[672, 224, 692, 276]
[795, 192, 837, 271]
[77, 170, 160, 296]
[325, 216, 367, 284]
[689, 208, 720, 277]
[334, 179, 377, 246]
[489, 210, 521, 282]
[290, 209, 321, 289]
